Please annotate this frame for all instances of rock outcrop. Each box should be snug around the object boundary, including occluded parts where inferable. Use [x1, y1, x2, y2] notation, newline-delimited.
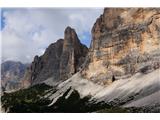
[82, 8, 160, 85]
[1, 61, 28, 91]
[23, 27, 88, 86]
[60, 27, 88, 80]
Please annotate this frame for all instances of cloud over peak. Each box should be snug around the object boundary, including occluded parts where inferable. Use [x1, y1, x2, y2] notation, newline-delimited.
[1, 8, 103, 63]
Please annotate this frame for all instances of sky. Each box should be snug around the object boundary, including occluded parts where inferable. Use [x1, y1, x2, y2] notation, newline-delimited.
[1, 8, 103, 63]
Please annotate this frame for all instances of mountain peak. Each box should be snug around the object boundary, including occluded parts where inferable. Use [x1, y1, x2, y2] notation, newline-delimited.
[65, 26, 74, 32]
[64, 26, 80, 44]
[22, 26, 88, 86]
[64, 26, 76, 38]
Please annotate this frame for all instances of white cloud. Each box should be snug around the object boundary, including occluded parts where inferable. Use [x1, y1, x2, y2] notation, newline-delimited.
[1, 8, 103, 63]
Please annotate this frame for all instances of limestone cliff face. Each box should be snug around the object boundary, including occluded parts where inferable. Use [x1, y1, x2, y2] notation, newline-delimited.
[23, 27, 88, 86]
[83, 8, 160, 84]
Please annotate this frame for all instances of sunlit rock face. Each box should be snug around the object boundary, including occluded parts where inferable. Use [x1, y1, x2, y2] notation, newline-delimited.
[22, 27, 88, 87]
[83, 8, 160, 84]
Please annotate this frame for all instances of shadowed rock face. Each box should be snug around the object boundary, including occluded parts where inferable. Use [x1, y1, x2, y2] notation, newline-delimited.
[60, 27, 88, 80]
[83, 8, 160, 84]
[22, 27, 88, 86]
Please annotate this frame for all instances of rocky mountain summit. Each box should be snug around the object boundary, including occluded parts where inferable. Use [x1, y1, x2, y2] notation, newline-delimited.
[22, 26, 88, 87]
[1, 8, 160, 113]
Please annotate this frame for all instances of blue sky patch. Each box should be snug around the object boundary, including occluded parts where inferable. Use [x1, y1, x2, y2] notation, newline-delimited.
[79, 31, 91, 47]
[1, 9, 6, 30]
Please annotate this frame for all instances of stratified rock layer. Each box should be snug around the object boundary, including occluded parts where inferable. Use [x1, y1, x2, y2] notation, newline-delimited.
[83, 8, 160, 84]
[23, 27, 88, 86]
